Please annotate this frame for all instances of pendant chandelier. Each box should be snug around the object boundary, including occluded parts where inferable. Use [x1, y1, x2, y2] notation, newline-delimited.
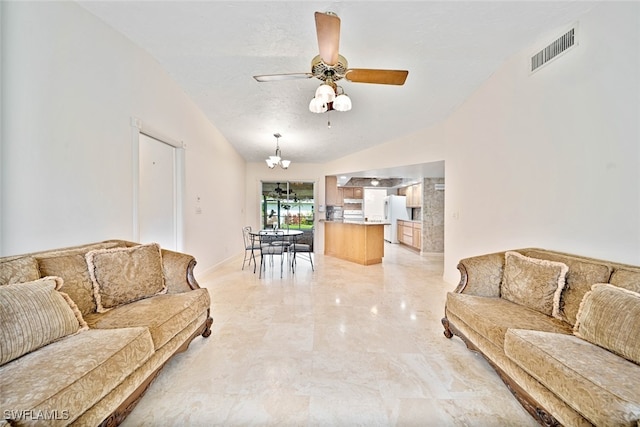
[265, 133, 291, 169]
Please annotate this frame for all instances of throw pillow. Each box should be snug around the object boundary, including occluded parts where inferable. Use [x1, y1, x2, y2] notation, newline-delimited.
[574, 283, 640, 365]
[0, 276, 88, 366]
[38, 254, 98, 315]
[501, 251, 569, 318]
[0, 256, 41, 286]
[86, 243, 166, 313]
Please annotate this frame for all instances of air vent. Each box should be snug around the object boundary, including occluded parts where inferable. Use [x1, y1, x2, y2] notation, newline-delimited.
[531, 27, 576, 73]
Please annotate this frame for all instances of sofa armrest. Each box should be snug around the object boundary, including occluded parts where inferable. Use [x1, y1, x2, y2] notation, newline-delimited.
[454, 251, 505, 297]
[161, 249, 200, 293]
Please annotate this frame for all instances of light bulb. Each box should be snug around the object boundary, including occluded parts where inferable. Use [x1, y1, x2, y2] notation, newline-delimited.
[315, 84, 335, 103]
[309, 97, 327, 113]
[333, 94, 352, 112]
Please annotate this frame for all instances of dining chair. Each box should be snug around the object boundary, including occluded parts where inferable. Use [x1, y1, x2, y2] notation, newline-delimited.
[241, 226, 258, 271]
[290, 229, 314, 272]
[258, 230, 286, 278]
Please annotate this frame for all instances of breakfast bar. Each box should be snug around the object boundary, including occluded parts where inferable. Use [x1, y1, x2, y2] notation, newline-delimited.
[324, 221, 386, 265]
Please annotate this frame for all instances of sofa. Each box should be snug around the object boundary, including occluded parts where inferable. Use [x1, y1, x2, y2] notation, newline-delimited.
[0, 240, 212, 426]
[442, 248, 640, 426]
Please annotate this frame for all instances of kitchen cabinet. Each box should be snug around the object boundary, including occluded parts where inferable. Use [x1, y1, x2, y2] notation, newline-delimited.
[402, 223, 413, 246]
[342, 186, 363, 200]
[325, 176, 342, 206]
[325, 221, 385, 265]
[397, 220, 422, 251]
[412, 223, 422, 250]
[397, 221, 404, 243]
[406, 183, 423, 208]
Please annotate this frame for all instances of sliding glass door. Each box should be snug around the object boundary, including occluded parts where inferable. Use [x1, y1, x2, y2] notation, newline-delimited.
[261, 181, 315, 248]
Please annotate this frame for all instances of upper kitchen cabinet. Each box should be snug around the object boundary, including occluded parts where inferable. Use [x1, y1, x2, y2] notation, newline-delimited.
[342, 187, 363, 201]
[325, 176, 343, 206]
[402, 183, 423, 208]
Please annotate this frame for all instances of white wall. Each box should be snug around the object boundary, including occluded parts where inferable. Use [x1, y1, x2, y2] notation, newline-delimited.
[325, 125, 446, 176]
[443, 2, 640, 283]
[0, 2, 246, 275]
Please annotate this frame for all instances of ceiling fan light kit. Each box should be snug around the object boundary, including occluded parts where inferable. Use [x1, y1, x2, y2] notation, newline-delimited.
[254, 11, 408, 117]
[315, 83, 335, 103]
[265, 133, 290, 169]
[308, 97, 328, 113]
[309, 81, 351, 113]
[332, 89, 352, 112]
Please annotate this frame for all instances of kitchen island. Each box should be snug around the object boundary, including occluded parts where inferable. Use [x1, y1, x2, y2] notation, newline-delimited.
[324, 220, 387, 265]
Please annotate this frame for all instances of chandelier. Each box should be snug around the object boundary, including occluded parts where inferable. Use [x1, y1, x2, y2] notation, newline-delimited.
[265, 133, 291, 169]
[308, 78, 351, 113]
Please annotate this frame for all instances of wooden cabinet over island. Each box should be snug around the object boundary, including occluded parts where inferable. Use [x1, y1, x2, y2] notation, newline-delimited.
[324, 221, 386, 265]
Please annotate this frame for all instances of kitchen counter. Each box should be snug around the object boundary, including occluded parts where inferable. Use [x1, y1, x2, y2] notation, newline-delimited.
[322, 219, 390, 226]
[324, 221, 385, 265]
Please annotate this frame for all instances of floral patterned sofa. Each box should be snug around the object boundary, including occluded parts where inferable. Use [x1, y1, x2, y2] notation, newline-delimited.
[0, 240, 212, 426]
[442, 249, 640, 426]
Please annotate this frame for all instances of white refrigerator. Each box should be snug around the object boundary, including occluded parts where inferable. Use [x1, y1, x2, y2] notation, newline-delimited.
[383, 195, 409, 243]
[364, 188, 387, 221]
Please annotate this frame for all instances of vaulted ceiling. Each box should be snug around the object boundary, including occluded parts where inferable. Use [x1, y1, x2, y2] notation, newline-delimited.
[79, 1, 596, 167]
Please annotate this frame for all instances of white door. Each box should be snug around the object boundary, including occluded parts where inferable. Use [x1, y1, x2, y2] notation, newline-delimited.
[139, 134, 177, 250]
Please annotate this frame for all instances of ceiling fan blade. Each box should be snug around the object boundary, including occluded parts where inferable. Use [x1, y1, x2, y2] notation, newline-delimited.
[253, 73, 314, 82]
[345, 69, 409, 85]
[315, 12, 340, 66]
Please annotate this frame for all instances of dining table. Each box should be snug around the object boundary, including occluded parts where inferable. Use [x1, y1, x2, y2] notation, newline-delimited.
[250, 229, 304, 238]
[249, 229, 304, 276]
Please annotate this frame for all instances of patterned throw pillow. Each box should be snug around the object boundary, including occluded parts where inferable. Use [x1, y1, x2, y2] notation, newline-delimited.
[0, 256, 41, 286]
[574, 283, 640, 365]
[0, 276, 87, 366]
[501, 251, 569, 318]
[86, 243, 166, 313]
[38, 254, 98, 315]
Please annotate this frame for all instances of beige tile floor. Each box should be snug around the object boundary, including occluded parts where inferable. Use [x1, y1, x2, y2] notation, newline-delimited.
[122, 243, 538, 426]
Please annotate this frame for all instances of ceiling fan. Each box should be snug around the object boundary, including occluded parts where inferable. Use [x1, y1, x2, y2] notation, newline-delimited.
[269, 182, 297, 200]
[253, 12, 408, 111]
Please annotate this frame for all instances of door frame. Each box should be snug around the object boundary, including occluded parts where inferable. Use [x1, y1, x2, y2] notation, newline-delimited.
[130, 117, 185, 251]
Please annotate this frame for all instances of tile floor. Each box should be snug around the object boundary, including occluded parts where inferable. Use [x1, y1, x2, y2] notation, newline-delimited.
[122, 243, 538, 426]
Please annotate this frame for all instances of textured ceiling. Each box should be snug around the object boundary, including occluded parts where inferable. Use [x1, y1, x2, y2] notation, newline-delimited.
[79, 1, 596, 166]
